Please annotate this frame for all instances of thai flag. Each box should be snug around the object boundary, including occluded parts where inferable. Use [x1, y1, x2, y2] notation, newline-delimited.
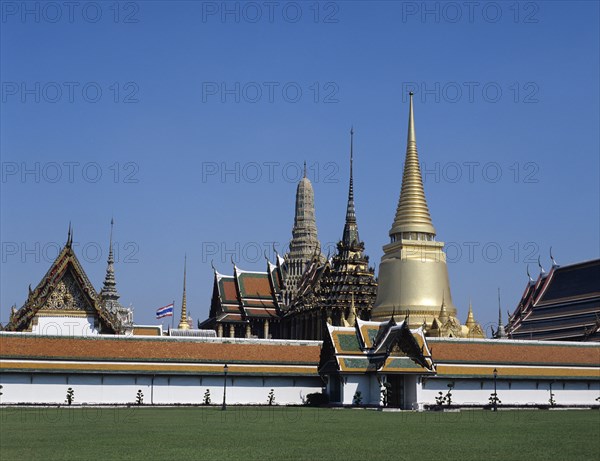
[156, 303, 174, 319]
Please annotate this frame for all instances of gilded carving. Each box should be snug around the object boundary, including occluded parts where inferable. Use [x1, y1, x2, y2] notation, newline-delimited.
[43, 270, 91, 312]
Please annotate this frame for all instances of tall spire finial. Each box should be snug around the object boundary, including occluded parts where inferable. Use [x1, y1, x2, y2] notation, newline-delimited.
[389, 92, 436, 238]
[108, 217, 115, 265]
[100, 218, 120, 302]
[66, 222, 72, 247]
[178, 254, 190, 330]
[495, 288, 506, 338]
[407, 92, 416, 146]
[350, 126, 354, 171]
[342, 127, 360, 246]
[303, 160, 307, 178]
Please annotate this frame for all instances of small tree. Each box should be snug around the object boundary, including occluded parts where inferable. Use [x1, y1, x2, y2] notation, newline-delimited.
[267, 389, 275, 406]
[66, 387, 75, 405]
[353, 391, 362, 406]
[489, 392, 501, 408]
[435, 383, 454, 407]
[136, 389, 144, 405]
[435, 392, 445, 406]
[445, 383, 454, 405]
[381, 382, 392, 407]
[203, 389, 211, 405]
[549, 390, 556, 407]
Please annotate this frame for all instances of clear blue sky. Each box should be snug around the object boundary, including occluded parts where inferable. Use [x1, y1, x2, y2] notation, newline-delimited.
[1, 1, 599, 333]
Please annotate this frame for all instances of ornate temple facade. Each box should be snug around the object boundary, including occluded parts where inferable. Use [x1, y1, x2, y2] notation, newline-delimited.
[281, 130, 378, 340]
[372, 93, 484, 338]
[2, 223, 133, 335]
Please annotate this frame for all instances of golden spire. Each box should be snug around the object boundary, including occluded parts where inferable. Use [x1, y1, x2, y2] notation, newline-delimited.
[178, 255, 190, 330]
[465, 299, 476, 328]
[389, 92, 436, 238]
[438, 293, 448, 324]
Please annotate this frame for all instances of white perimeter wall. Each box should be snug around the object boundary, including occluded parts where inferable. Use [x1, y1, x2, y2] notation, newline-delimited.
[0, 373, 323, 406]
[337, 375, 380, 405]
[3, 373, 598, 407]
[416, 378, 600, 408]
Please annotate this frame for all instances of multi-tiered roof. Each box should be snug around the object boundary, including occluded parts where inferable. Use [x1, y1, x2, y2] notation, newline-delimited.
[508, 258, 600, 341]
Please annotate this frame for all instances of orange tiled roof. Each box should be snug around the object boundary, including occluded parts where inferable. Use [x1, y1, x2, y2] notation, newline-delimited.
[429, 339, 600, 367]
[221, 279, 238, 303]
[240, 275, 272, 298]
[0, 334, 321, 365]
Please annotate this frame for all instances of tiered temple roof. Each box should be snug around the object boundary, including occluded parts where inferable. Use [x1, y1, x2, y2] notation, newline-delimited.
[507, 258, 600, 341]
[199, 259, 284, 338]
[319, 317, 435, 375]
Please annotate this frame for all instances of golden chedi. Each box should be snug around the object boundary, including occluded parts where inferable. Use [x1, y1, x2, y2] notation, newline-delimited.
[372, 93, 483, 338]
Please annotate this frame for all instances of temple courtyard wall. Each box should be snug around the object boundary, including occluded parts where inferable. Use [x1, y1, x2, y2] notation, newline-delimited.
[0, 373, 321, 405]
[1, 333, 598, 408]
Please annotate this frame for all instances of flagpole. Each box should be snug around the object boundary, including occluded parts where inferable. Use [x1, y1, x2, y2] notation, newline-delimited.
[172, 299, 175, 329]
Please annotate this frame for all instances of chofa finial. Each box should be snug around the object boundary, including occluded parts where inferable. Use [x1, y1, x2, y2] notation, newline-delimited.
[66, 221, 73, 247]
[550, 247, 559, 268]
[538, 256, 546, 274]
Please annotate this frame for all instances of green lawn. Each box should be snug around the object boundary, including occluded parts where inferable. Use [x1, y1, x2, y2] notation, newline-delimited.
[1, 407, 598, 461]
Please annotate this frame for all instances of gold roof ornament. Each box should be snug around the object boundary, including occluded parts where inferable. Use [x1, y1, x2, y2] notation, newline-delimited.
[438, 294, 449, 324]
[178, 255, 190, 330]
[465, 299, 476, 328]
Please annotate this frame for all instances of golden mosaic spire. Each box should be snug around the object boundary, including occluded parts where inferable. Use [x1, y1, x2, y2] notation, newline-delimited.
[465, 299, 476, 328]
[178, 255, 190, 330]
[389, 92, 436, 238]
[438, 294, 448, 324]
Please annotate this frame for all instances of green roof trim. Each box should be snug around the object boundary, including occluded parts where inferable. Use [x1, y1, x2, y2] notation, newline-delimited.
[337, 333, 362, 353]
[385, 357, 422, 369]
